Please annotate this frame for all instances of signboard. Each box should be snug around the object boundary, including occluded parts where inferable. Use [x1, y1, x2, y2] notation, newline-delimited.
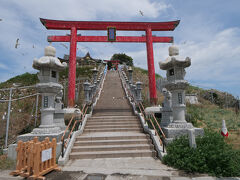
[41, 148, 52, 162]
[107, 27, 116, 41]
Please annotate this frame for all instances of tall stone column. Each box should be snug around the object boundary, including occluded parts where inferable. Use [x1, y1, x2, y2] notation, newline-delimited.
[18, 45, 67, 142]
[159, 45, 203, 143]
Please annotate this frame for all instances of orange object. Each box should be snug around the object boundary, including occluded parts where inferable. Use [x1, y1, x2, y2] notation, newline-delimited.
[10, 137, 60, 180]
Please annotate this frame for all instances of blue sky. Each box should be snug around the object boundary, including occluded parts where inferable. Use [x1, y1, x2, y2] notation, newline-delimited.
[0, 0, 240, 97]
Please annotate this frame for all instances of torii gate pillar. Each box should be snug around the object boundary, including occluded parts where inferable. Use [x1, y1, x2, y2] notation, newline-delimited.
[68, 27, 77, 107]
[146, 27, 157, 104]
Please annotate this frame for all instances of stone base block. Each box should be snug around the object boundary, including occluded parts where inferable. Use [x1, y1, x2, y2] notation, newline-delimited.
[7, 142, 62, 161]
[64, 108, 81, 114]
[17, 131, 64, 142]
[163, 127, 204, 144]
[54, 110, 66, 131]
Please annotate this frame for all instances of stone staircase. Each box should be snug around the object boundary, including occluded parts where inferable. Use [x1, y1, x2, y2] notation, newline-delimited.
[69, 71, 156, 159]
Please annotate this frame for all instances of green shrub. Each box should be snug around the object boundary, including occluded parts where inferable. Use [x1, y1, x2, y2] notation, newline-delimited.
[163, 130, 240, 177]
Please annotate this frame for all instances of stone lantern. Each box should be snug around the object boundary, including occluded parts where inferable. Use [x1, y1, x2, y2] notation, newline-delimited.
[128, 67, 133, 84]
[92, 67, 98, 83]
[17, 45, 67, 143]
[159, 45, 203, 143]
[136, 82, 143, 102]
[83, 81, 91, 104]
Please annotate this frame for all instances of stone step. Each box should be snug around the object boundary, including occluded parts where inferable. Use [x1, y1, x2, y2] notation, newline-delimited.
[86, 121, 140, 126]
[71, 144, 154, 152]
[69, 150, 156, 159]
[84, 127, 142, 133]
[93, 113, 133, 116]
[76, 134, 149, 141]
[89, 116, 137, 119]
[85, 124, 141, 129]
[87, 119, 139, 123]
[74, 139, 151, 146]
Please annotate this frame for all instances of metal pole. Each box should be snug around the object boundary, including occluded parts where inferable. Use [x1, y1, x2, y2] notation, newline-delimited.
[5, 88, 12, 149]
[34, 94, 39, 127]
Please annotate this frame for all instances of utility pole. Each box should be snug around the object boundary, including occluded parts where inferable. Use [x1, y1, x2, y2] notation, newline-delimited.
[34, 94, 39, 127]
[5, 88, 12, 149]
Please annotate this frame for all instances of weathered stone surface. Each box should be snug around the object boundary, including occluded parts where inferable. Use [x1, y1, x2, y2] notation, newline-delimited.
[158, 45, 203, 141]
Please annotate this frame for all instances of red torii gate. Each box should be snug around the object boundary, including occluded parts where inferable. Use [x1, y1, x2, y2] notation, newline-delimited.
[40, 18, 180, 107]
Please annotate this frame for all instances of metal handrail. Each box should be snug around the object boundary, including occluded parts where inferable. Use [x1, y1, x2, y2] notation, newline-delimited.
[119, 69, 166, 152]
[61, 105, 86, 157]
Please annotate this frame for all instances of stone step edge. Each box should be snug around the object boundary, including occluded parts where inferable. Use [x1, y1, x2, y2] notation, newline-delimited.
[83, 129, 143, 132]
[71, 145, 153, 152]
[70, 149, 156, 155]
[87, 119, 139, 123]
[89, 116, 137, 119]
[76, 135, 149, 141]
[85, 125, 141, 129]
[74, 139, 151, 144]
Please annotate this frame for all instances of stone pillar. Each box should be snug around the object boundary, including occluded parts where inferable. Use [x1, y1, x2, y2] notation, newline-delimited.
[188, 129, 197, 148]
[83, 81, 91, 104]
[92, 67, 98, 83]
[89, 85, 94, 101]
[136, 82, 142, 102]
[128, 67, 133, 84]
[97, 79, 100, 88]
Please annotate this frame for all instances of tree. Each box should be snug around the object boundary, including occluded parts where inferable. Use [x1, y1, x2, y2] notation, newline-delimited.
[107, 61, 113, 70]
[111, 53, 133, 66]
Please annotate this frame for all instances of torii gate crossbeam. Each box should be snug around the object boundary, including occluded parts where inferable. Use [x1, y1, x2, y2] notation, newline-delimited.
[40, 18, 180, 107]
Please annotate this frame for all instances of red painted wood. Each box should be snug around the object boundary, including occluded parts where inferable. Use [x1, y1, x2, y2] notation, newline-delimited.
[41, 18, 180, 106]
[48, 35, 173, 43]
[146, 27, 157, 105]
[40, 18, 180, 31]
[68, 26, 77, 107]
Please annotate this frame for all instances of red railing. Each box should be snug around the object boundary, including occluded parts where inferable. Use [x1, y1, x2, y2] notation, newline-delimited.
[61, 104, 88, 157]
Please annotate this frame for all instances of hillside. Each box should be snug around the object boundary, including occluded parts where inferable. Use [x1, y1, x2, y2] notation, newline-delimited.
[132, 66, 240, 150]
[0, 66, 96, 150]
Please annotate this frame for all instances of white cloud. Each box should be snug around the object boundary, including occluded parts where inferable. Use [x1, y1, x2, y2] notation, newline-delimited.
[9, 0, 170, 20]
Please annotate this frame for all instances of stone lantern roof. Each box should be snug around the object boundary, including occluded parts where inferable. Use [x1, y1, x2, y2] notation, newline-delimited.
[33, 45, 67, 70]
[159, 45, 191, 70]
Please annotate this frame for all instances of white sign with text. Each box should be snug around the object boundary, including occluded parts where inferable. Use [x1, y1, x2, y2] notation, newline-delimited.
[41, 148, 52, 162]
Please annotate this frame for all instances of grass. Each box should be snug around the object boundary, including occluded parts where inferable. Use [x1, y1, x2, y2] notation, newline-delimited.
[0, 73, 38, 89]
[186, 103, 240, 149]
[0, 155, 15, 170]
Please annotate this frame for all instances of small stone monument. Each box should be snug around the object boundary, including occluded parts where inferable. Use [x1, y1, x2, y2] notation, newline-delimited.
[160, 88, 173, 127]
[54, 90, 66, 131]
[159, 45, 203, 143]
[17, 44, 66, 142]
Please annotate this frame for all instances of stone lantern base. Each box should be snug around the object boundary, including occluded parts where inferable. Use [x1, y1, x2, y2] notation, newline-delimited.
[162, 124, 204, 144]
[17, 131, 64, 143]
[54, 109, 66, 131]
